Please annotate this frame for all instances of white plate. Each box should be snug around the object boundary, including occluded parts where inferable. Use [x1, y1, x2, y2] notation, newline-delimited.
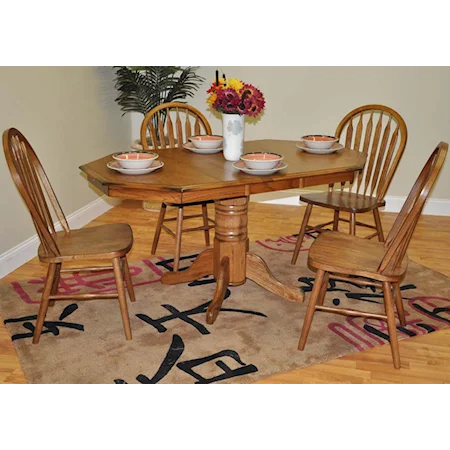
[296, 142, 344, 154]
[107, 160, 164, 175]
[182, 142, 223, 154]
[233, 160, 288, 176]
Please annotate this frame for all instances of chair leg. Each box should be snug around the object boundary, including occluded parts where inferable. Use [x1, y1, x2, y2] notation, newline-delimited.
[151, 203, 167, 255]
[112, 257, 132, 340]
[173, 206, 184, 272]
[382, 281, 401, 369]
[202, 203, 211, 247]
[122, 257, 136, 303]
[33, 263, 57, 344]
[49, 262, 61, 307]
[298, 269, 326, 350]
[373, 208, 385, 242]
[350, 212, 356, 235]
[291, 203, 313, 265]
[333, 210, 339, 231]
[393, 283, 406, 327]
[317, 272, 330, 306]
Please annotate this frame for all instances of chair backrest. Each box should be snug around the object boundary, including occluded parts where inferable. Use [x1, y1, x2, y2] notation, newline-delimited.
[2, 128, 69, 258]
[334, 104, 408, 200]
[140, 102, 212, 150]
[378, 142, 448, 274]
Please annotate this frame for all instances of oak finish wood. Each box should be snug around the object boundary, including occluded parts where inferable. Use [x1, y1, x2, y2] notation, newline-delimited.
[2, 128, 136, 343]
[298, 143, 448, 369]
[292, 105, 408, 264]
[140, 103, 215, 271]
[2, 201, 450, 383]
[80, 139, 365, 322]
[79, 140, 366, 204]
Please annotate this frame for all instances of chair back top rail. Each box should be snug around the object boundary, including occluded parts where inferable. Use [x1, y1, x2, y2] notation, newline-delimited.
[333, 104, 408, 200]
[3, 128, 69, 257]
[378, 141, 448, 274]
[140, 102, 212, 150]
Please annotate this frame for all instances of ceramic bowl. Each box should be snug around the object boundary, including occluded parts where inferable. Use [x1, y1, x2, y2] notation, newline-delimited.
[240, 152, 284, 170]
[189, 135, 223, 149]
[112, 151, 159, 169]
[301, 135, 339, 149]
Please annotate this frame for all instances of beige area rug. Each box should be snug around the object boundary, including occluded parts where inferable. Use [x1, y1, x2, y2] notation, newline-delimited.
[1, 233, 450, 384]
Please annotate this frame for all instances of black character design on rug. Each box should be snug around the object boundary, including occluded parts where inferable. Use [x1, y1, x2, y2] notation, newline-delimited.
[4, 304, 84, 341]
[136, 289, 267, 335]
[114, 334, 257, 384]
[298, 276, 417, 305]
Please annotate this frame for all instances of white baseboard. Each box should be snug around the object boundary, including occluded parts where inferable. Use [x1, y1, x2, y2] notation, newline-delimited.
[2, 189, 447, 279]
[255, 190, 450, 216]
[0, 196, 121, 279]
[382, 195, 450, 216]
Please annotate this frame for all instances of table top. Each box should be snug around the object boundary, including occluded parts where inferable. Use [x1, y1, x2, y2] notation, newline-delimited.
[80, 140, 366, 203]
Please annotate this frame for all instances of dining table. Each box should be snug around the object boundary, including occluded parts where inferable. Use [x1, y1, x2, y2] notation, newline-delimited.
[79, 139, 366, 324]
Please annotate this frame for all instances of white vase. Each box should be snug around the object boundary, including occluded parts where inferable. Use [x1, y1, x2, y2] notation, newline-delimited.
[222, 113, 245, 161]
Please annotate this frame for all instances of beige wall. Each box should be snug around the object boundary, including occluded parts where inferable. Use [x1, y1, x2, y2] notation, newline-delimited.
[2, 66, 448, 256]
[173, 66, 449, 199]
[0, 67, 130, 254]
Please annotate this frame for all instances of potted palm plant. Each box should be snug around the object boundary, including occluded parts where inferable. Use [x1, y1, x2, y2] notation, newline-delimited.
[113, 66, 205, 211]
[114, 66, 205, 148]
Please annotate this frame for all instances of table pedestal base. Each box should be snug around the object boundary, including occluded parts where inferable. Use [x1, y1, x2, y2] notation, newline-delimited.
[161, 197, 304, 323]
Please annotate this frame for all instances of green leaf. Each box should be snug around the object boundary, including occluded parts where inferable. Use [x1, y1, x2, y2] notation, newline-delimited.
[113, 66, 205, 116]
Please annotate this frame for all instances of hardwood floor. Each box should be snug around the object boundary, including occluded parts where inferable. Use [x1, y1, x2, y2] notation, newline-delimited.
[2, 199, 450, 384]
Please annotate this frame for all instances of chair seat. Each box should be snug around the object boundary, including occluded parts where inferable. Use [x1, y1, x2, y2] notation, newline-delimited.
[308, 231, 408, 282]
[300, 191, 386, 213]
[38, 223, 133, 262]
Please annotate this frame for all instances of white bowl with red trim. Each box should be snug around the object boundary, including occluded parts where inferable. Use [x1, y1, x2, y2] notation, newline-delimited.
[189, 135, 223, 149]
[301, 135, 339, 150]
[113, 151, 159, 169]
[240, 152, 284, 170]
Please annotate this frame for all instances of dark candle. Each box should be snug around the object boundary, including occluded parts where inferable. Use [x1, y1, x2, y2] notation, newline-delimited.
[223, 73, 226, 86]
[215, 70, 219, 86]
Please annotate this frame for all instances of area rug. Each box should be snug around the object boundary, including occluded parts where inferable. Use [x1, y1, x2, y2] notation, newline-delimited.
[1, 233, 450, 384]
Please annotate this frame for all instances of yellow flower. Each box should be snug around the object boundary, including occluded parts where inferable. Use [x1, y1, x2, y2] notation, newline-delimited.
[206, 92, 217, 105]
[226, 78, 243, 92]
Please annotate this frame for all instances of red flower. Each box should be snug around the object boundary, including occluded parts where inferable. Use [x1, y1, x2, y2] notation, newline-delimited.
[207, 79, 265, 117]
[213, 88, 242, 114]
[236, 84, 265, 117]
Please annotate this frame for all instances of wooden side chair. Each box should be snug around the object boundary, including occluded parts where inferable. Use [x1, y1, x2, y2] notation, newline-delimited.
[291, 105, 408, 265]
[140, 102, 215, 271]
[297, 142, 448, 368]
[3, 128, 136, 343]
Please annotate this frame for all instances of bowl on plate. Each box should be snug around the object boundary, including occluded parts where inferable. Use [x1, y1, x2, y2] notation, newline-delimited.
[240, 152, 284, 170]
[189, 135, 223, 149]
[301, 135, 339, 150]
[112, 151, 159, 169]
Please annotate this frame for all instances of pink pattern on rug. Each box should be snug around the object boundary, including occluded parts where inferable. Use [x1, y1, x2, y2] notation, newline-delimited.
[408, 296, 450, 325]
[255, 234, 313, 253]
[142, 256, 166, 278]
[328, 322, 375, 351]
[11, 260, 165, 305]
[328, 296, 450, 351]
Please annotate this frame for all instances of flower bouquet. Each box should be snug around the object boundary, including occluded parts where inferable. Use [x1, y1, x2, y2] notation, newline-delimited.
[206, 77, 265, 117]
[206, 74, 265, 161]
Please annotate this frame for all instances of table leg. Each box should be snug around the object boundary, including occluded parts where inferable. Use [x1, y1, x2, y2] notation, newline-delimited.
[246, 253, 304, 302]
[162, 196, 304, 323]
[161, 248, 214, 284]
[206, 256, 230, 324]
[212, 197, 248, 286]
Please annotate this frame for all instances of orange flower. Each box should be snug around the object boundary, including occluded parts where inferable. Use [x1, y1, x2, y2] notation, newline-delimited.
[206, 78, 227, 94]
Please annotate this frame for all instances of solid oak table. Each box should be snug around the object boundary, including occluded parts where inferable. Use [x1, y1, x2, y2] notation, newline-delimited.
[80, 140, 366, 324]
